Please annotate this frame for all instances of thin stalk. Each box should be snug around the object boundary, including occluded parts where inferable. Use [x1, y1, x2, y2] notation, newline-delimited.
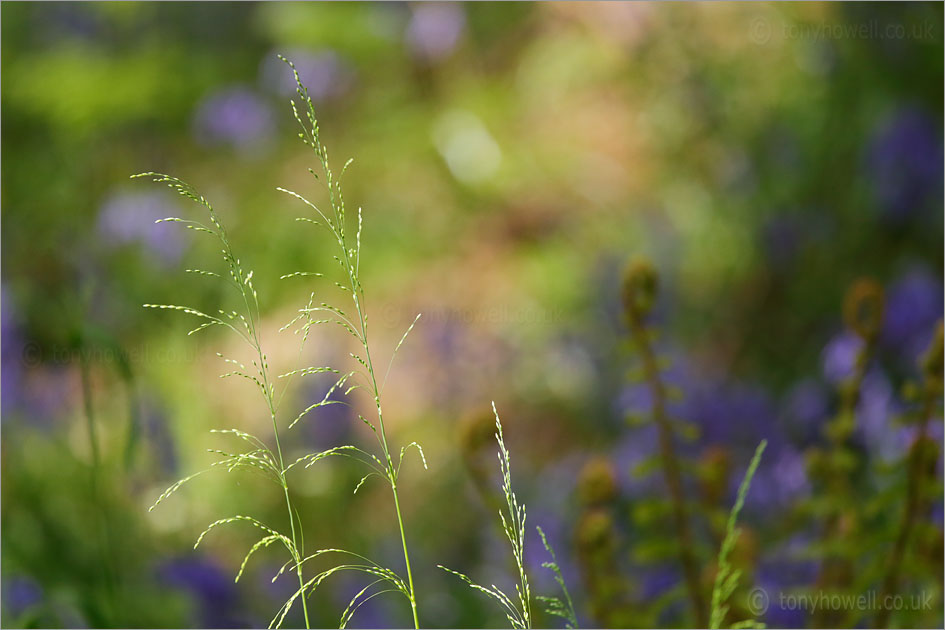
[876, 323, 942, 629]
[814, 280, 884, 628]
[284, 55, 421, 624]
[346, 259, 420, 629]
[79, 348, 118, 622]
[622, 261, 706, 626]
[243, 281, 312, 630]
[630, 322, 708, 627]
[875, 403, 932, 629]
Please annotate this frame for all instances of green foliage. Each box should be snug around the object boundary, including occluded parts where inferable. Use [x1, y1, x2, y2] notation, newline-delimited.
[709, 440, 767, 630]
[536, 525, 579, 629]
[138, 55, 428, 630]
[440, 403, 532, 629]
[440, 405, 578, 629]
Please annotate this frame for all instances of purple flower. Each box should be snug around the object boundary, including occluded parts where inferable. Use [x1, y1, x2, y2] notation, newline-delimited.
[616, 383, 654, 418]
[331, 571, 395, 629]
[821, 331, 863, 385]
[98, 189, 185, 265]
[683, 381, 779, 451]
[1, 285, 25, 416]
[756, 536, 819, 628]
[867, 107, 943, 223]
[261, 49, 353, 101]
[881, 267, 944, 366]
[637, 564, 679, 600]
[193, 86, 274, 151]
[2, 575, 43, 619]
[158, 555, 244, 628]
[745, 445, 810, 511]
[45, 3, 102, 41]
[612, 424, 662, 495]
[405, 4, 465, 62]
[782, 379, 830, 446]
[254, 561, 297, 608]
[300, 376, 355, 450]
[855, 369, 906, 463]
[1, 291, 74, 429]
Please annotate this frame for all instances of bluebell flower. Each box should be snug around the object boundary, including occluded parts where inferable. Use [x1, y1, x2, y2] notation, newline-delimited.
[683, 381, 778, 452]
[193, 86, 274, 152]
[615, 382, 654, 418]
[523, 455, 584, 604]
[330, 572, 391, 629]
[97, 189, 185, 265]
[637, 564, 679, 600]
[867, 107, 943, 223]
[300, 376, 355, 451]
[1, 292, 73, 429]
[405, 3, 465, 62]
[2, 575, 43, 619]
[261, 48, 353, 101]
[1, 285, 25, 418]
[612, 424, 662, 495]
[681, 379, 810, 511]
[781, 379, 830, 446]
[158, 555, 245, 628]
[855, 369, 905, 463]
[820, 331, 863, 385]
[745, 445, 810, 512]
[45, 3, 102, 41]
[881, 267, 944, 367]
[756, 536, 818, 628]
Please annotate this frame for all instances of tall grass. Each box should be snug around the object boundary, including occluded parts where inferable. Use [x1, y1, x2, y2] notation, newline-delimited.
[709, 440, 767, 630]
[132, 55, 944, 630]
[440, 403, 577, 629]
[138, 56, 427, 629]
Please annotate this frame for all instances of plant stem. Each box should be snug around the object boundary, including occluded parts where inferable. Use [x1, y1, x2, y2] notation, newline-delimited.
[245, 285, 312, 630]
[79, 348, 118, 622]
[339, 207, 420, 628]
[359, 306, 421, 629]
[812, 332, 875, 628]
[875, 385, 936, 628]
[630, 323, 708, 627]
[392, 480, 420, 628]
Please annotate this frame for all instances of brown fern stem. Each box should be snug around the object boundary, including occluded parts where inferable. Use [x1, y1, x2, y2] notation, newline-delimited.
[876, 321, 943, 628]
[875, 401, 932, 628]
[630, 321, 708, 627]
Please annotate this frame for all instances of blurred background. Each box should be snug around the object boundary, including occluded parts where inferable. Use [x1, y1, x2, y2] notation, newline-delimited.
[2, 2, 943, 628]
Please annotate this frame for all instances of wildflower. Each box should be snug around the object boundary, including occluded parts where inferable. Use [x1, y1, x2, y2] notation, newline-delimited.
[405, 3, 465, 62]
[192, 86, 274, 151]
